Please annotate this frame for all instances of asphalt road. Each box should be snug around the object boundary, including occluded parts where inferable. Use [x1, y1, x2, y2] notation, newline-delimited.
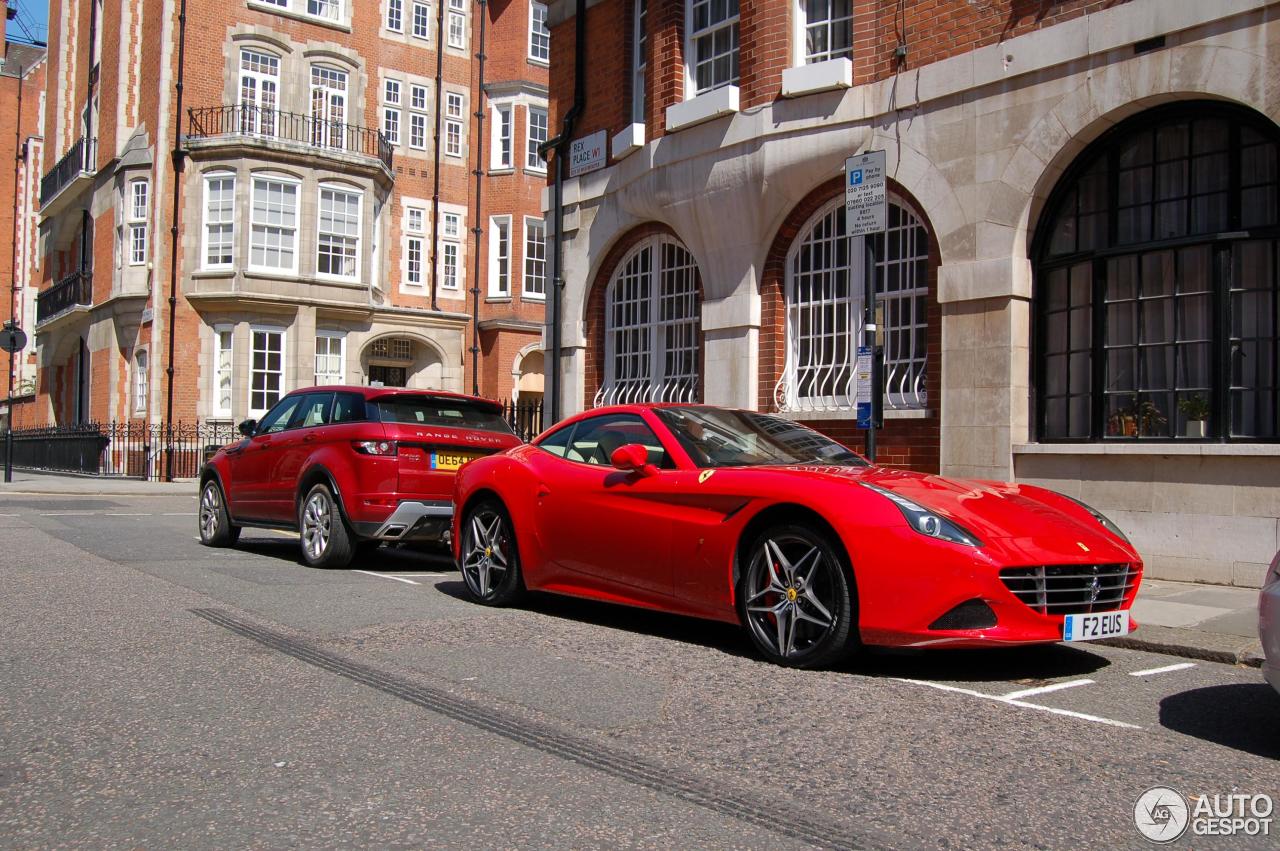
[0, 492, 1277, 850]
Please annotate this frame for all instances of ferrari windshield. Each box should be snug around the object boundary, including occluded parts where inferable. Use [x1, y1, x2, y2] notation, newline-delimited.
[654, 407, 867, 468]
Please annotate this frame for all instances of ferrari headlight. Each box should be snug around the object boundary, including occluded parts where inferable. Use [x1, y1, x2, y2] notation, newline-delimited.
[1064, 496, 1130, 544]
[860, 483, 981, 547]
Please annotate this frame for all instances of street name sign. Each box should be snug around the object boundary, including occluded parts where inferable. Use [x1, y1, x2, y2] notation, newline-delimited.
[569, 129, 607, 178]
[845, 150, 887, 237]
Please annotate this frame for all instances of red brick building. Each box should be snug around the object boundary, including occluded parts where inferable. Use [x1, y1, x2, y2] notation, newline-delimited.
[545, 0, 1280, 588]
[30, 0, 549, 429]
[0, 17, 46, 431]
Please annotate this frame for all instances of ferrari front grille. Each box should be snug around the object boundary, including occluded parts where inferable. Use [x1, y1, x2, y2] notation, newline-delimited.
[999, 564, 1137, 616]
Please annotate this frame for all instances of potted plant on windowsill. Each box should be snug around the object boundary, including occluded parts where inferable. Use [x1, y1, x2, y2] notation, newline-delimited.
[1178, 395, 1210, 438]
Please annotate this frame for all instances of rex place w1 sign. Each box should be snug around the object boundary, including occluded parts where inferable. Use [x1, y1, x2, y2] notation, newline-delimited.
[569, 129, 607, 178]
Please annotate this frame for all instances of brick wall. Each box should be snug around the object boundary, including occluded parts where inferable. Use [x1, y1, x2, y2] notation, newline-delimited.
[552, 0, 1137, 150]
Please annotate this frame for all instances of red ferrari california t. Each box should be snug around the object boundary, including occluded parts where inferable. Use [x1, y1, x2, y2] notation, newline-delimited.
[452, 405, 1142, 668]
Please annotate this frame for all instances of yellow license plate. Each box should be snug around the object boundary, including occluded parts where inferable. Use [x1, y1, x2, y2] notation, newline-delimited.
[430, 451, 479, 471]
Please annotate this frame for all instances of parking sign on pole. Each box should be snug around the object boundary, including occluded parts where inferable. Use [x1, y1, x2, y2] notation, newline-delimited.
[845, 151, 887, 461]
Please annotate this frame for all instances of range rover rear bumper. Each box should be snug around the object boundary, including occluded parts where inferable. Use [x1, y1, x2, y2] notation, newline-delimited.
[352, 499, 453, 543]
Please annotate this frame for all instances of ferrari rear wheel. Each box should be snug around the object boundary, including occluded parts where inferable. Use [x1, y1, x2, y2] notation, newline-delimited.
[739, 524, 856, 669]
[460, 500, 525, 606]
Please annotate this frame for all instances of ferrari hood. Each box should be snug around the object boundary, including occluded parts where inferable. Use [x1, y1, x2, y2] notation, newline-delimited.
[768, 464, 1128, 552]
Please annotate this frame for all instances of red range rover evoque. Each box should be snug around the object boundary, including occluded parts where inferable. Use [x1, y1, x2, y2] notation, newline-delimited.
[198, 386, 522, 568]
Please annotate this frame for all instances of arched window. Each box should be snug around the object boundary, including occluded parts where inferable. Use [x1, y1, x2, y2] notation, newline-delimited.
[777, 195, 929, 412]
[595, 235, 702, 406]
[1035, 102, 1280, 441]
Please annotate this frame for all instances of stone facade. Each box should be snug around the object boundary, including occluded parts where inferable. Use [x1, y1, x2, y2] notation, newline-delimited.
[545, 0, 1280, 587]
[29, 0, 550, 431]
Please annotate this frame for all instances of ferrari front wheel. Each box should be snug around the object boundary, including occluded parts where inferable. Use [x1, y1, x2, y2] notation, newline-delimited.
[739, 524, 856, 669]
[460, 500, 525, 606]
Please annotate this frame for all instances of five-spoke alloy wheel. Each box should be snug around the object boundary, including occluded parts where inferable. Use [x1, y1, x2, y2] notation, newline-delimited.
[739, 524, 856, 668]
[299, 482, 354, 569]
[460, 500, 524, 605]
[198, 479, 240, 547]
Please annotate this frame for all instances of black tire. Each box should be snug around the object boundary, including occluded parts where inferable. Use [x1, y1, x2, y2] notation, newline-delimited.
[737, 523, 857, 669]
[198, 479, 241, 547]
[458, 499, 525, 606]
[298, 482, 354, 569]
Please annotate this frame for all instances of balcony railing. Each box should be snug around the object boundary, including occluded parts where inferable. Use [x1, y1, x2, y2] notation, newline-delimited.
[40, 136, 97, 209]
[36, 270, 93, 325]
[187, 105, 393, 171]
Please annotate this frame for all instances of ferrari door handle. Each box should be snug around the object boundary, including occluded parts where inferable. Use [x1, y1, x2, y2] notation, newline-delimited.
[536, 483, 551, 498]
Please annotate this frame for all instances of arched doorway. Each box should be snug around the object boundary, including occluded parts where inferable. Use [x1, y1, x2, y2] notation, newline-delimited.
[360, 336, 444, 389]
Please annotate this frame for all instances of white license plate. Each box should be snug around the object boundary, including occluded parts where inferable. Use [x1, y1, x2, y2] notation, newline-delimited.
[1063, 610, 1130, 642]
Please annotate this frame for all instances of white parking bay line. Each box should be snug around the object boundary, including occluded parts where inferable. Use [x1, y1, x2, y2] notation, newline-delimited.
[105, 513, 153, 516]
[1128, 662, 1196, 677]
[893, 678, 1140, 729]
[1000, 679, 1094, 701]
[353, 570, 420, 586]
[40, 512, 99, 516]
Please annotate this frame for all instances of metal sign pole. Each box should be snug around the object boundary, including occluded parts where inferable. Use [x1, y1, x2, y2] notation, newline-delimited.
[845, 150, 887, 464]
[2, 322, 24, 483]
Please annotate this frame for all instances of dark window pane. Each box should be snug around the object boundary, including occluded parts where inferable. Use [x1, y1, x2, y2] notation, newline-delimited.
[1107, 349, 1136, 391]
[1045, 354, 1067, 396]
[1044, 397, 1069, 437]
[1107, 301, 1136, 347]
[1156, 122, 1189, 161]
[1136, 393, 1171, 437]
[1069, 352, 1091, 394]
[1068, 395, 1091, 436]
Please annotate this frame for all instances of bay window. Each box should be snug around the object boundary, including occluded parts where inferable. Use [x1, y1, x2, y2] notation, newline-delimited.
[203, 172, 235, 269]
[128, 179, 149, 265]
[317, 185, 361, 280]
[527, 107, 547, 171]
[523, 218, 546, 298]
[489, 216, 511, 296]
[250, 176, 299, 273]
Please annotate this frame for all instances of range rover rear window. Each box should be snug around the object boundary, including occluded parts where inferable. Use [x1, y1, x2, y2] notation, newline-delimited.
[375, 397, 515, 434]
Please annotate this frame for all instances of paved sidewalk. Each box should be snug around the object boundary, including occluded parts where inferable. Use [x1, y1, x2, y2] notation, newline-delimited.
[0, 469, 196, 496]
[1105, 577, 1265, 667]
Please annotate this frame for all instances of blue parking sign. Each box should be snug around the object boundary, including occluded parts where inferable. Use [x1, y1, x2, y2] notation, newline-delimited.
[849, 169, 863, 186]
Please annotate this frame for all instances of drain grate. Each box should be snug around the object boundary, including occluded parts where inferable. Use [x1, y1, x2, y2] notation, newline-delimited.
[191, 607, 899, 851]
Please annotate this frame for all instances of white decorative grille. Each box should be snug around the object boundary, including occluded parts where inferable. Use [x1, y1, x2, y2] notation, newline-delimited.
[775, 196, 930, 412]
[595, 237, 701, 406]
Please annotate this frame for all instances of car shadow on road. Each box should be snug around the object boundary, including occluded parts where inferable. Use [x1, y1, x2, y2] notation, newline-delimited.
[232, 536, 454, 573]
[431, 580, 757, 659]
[1159, 684, 1280, 759]
[847, 643, 1112, 683]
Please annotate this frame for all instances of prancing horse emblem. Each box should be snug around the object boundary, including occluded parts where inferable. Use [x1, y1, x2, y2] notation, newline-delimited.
[1087, 567, 1102, 604]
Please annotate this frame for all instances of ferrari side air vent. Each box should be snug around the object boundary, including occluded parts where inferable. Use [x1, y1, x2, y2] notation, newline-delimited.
[928, 599, 998, 631]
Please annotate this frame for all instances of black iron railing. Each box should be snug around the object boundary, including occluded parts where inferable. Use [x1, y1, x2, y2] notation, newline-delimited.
[36, 270, 93, 324]
[11, 421, 240, 481]
[500, 399, 544, 442]
[40, 136, 97, 208]
[187, 105, 394, 171]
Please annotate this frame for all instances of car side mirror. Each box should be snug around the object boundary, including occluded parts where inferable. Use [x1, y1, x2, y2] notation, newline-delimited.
[611, 444, 657, 477]
[238, 418, 258, 437]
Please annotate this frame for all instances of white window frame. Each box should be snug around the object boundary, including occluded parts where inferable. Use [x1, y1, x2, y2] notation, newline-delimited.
[522, 217, 546, 299]
[685, 0, 739, 98]
[212, 325, 234, 419]
[488, 216, 511, 297]
[796, 0, 853, 66]
[315, 332, 346, 385]
[238, 48, 280, 137]
[201, 172, 236, 271]
[631, 0, 647, 124]
[249, 0, 348, 27]
[386, 0, 403, 32]
[249, 174, 300, 275]
[777, 194, 930, 413]
[316, 184, 363, 282]
[128, 178, 149, 266]
[310, 64, 349, 150]
[448, 11, 466, 48]
[411, 1, 430, 39]
[445, 91, 465, 158]
[408, 84, 429, 150]
[440, 211, 464, 292]
[529, 2, 550, 63]
[596, 235, 702, 406]
[249, 326, 286, 417]
[491, 104, 512, 169]
[133, 349, 148, 413]
[526, 106, 548, 172]
[383, 78, 402, 146]
[404, 205, 426, 289]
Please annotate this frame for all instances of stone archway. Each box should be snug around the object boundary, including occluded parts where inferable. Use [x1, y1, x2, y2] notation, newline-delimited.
[359, 334, 445, 389]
